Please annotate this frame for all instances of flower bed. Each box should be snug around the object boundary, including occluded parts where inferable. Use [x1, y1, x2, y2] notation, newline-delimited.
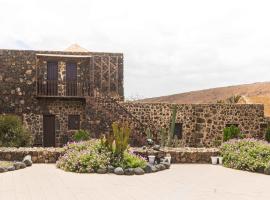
[220, 139, 270, 174]
[56, 140, 167, 175]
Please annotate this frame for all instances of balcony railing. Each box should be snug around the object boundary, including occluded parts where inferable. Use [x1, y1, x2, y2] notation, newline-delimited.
[37, 79, 91, 97]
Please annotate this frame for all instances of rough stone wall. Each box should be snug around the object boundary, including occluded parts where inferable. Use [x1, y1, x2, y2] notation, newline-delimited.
[122, 102, 267, 147]
[0, 147, 219, 164]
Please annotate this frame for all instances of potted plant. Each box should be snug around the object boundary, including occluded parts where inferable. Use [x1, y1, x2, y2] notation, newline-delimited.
[148, 155, 156, 165]
[218, 156, 223, 165]
[211, 156, 219, 165]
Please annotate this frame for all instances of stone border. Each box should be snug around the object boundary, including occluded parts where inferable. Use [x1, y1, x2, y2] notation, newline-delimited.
[0, 147, 64, 163]
[132, 147, 220, 163]
[0, 147, 219, 164]
[0, 155, 33, 173]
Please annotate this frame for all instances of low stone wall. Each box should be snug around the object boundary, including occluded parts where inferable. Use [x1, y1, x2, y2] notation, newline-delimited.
[0, 147, 219, 164]
[0, 147, 64, 163]
[133, 147, 219, 163]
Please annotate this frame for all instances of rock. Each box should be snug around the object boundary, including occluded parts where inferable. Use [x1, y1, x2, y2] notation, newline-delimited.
[143, 164, 152, 173]
[155, 164, 163, 171]
[14, 162, 26, 169]
[0, 167, 7, 173]
[153, 145, 160, 151]
[159, 164, 166, 170]
[124, 168, 135, 175]
[23, 155, 32, 166]
[114, 167, 124, 175]
[7, 166, 15, 171]
[14, 162, 21, 170]
[88, 168, 95, 173]
[107, 165, 115, 173]
[142, 146, 147, 150]
[134, 167, 144, 175]
[264, 166, 270, 175]
[161, 161, 170, 169]
[97, 168, 107, 174]
[151, 165, 158, 172]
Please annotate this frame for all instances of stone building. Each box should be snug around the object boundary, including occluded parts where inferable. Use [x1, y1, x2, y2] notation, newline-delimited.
[0, 45, 268, 147]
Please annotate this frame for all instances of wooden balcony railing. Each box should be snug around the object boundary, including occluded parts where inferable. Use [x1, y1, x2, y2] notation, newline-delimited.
[37, 79, 91, 97]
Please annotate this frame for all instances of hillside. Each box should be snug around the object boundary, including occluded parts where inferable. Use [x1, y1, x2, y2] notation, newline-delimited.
[140, 82, 270, 104]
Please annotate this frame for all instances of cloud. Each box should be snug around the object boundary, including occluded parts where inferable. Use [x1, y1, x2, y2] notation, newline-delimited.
[0, 0, 270, 98]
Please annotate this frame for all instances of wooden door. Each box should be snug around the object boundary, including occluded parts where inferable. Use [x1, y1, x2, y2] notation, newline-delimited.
[43, 115, 55, 147]
[66, 62, 77, 96]
[47, 62, 58, 95]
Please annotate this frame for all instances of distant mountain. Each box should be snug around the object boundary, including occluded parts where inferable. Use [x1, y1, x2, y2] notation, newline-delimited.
[139, 82, 270, 104]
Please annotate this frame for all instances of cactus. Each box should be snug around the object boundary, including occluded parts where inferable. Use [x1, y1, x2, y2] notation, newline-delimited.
[167, 105, 177, 147]
[105, 122, 131, 159]
[159, 128, 167, 147]
[146, 127, 152, 140]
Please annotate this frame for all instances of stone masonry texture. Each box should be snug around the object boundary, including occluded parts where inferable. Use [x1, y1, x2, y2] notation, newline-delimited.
[0, 48, 268, 147]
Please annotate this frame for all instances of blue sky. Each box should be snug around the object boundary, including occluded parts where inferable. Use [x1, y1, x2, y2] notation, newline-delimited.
[1, 0, 270, 99]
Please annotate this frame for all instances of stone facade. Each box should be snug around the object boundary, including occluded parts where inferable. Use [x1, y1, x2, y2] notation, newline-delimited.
[0, 49, 125, 146]
[0, 48, 268, 147]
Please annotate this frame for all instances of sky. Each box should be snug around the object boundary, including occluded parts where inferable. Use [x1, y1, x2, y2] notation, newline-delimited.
[1, 0, 270, 99]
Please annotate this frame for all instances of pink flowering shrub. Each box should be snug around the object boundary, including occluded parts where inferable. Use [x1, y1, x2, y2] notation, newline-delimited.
[221, 139, 270, 172]
[56, 140, 111, 173]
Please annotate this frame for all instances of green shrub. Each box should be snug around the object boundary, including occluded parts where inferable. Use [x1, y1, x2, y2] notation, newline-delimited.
[0, 115, 32, 147]
[220, 139, 270, 172]
[73, 129, 90, 142]
[115, 151, 147, 169]
[223, 125, 242, 142]
[265, 128, 270, 142]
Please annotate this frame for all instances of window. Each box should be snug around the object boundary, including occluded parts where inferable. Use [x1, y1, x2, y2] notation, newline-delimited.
[68, 115, 80, 130]
[174, 123, 183, 139]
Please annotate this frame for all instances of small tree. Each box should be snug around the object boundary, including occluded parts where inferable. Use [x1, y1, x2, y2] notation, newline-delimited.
[0, 115, 32, 147]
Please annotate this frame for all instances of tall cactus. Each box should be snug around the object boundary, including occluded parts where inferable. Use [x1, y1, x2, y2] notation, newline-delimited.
[167, 105, 177, 147]
[105, 121, 131, 160]
[146, 127, 153, 140]
[160, 128, 166, 147]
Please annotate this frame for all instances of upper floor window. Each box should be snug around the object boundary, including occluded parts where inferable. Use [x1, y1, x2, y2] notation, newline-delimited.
[47, 61, 58, 80]
[66, 62, 77, 81]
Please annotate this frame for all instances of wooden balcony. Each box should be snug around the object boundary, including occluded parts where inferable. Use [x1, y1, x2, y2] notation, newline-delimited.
[37, 79, 91, 98]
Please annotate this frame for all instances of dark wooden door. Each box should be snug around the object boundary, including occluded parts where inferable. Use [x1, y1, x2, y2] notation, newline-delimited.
[66, 62, 77, 96]
[47, 62, 58, 95]
[43, 115, 55, 147]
